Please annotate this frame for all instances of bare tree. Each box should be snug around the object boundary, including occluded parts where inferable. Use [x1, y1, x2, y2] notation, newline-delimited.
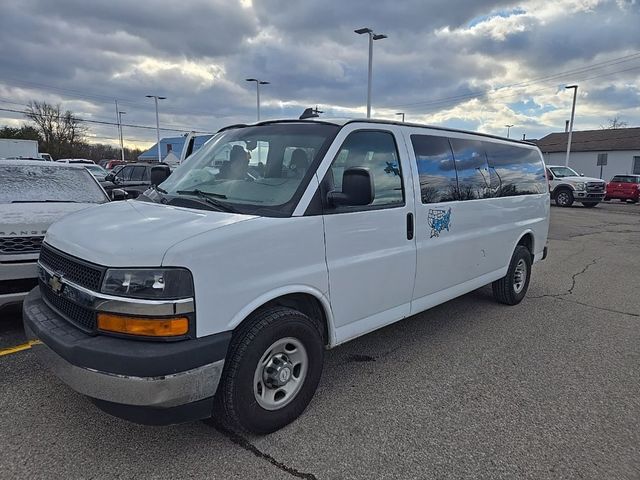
[25, 101, 86, 158]
[601, 116, 628, 129]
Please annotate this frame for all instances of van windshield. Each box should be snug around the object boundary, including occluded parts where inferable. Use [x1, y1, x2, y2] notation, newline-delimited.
[159, 123, 338, 215]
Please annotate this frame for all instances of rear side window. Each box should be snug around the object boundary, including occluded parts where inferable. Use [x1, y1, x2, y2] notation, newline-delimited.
[484, 143, 547, 196]
[411, 135, 458, 203]
[117, 166, 133, 181]
[449, 138, 491, 200]
[130, 166, 147, 181]
[325, 130, 404, 209]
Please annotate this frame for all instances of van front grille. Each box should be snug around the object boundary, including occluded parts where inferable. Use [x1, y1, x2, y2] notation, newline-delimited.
[39, 244, 104, 291]
[40, 279, 96, 332]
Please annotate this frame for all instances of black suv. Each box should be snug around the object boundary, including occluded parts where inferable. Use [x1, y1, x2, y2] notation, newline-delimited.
[104, 163, 171, 199]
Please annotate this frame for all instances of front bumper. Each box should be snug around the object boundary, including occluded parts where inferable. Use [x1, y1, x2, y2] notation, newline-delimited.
[574, 191, 605, 201]
[0, 261, 38, 309]
[23, 287, 232, 424]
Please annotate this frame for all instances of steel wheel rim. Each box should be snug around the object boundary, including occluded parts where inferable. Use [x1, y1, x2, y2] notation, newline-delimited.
[557, 192, 569, 205]
[513, 259, 527, 293]
[253, 337, 308, 411]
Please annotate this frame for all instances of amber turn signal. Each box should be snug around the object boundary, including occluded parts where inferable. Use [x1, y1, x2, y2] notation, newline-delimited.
[97, 313, 189, 337]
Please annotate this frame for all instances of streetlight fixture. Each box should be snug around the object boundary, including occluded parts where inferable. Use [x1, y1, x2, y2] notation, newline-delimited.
[118, 111, 126, 162]
[355, 27, 387, 118]
[396, 112, 405, 122]
[505, 124, 514, 138]
[564, 85, 578, 167]
[246, 78, 270, 121]
[146, 95, 166, 162]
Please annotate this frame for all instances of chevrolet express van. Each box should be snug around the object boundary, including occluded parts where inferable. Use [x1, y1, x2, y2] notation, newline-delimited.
[24, 118, 549, 434]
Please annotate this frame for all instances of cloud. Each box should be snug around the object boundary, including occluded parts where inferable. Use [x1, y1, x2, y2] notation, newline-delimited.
[0, 0, 639, 149]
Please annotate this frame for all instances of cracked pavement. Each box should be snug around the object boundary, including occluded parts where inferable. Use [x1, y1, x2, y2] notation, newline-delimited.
[1, 202, 639, 479]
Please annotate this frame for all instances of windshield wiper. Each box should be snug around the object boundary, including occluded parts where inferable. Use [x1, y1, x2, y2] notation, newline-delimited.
[175, 189, 237, 213]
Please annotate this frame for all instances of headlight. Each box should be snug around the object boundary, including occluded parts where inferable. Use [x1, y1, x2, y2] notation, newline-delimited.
[102, 268, 194, 299]
[574, 182, 585, 191]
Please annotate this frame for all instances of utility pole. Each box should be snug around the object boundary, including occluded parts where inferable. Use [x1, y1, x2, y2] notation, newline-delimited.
[118, 111, 126, 162]
[564, 85, 578, 167]
[146, 95, 166, 162]
[396, 112, 405, 122]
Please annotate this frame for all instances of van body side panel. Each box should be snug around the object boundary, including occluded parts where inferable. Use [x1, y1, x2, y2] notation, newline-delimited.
[162, 215, 329, 338]
[404, 128, 549, 314]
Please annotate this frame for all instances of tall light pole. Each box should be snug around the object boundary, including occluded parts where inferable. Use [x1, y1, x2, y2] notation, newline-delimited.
[505, 124, 514, 138]
[246, 78, 270, 121]
[396, 112, 405, 122]
[564, 85, 578, 167]
[146, 95, 166, 162]
[355, 27, 387, 118]
[118, 111, 126, 162]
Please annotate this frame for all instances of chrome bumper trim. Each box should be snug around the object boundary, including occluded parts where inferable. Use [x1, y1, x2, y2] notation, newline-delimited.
[27, 328, 223, 408]
[38, 262, 194, 316]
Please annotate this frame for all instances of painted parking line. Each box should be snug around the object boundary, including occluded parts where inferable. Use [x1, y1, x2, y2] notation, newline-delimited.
[0, 340, 41, 357]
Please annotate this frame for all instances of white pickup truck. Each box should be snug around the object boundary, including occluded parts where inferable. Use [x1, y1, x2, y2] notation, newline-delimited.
[0, 160, 110, 310]
[546, 165, 607, 208]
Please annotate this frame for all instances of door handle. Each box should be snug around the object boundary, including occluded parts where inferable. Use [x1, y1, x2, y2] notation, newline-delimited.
[406, 212, 414, 240]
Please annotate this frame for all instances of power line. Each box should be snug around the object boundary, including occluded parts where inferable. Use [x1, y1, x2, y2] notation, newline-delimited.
[0, 106, 214, 134]
[382, 51, 640, 110]
[396, 62, 640, 114]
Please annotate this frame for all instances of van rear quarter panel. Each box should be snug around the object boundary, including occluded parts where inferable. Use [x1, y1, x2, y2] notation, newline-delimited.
[161, 215, 329, 338]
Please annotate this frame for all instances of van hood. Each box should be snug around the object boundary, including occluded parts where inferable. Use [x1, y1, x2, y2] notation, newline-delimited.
[44, 200, 256, 267]
[0, 202, 98, 237]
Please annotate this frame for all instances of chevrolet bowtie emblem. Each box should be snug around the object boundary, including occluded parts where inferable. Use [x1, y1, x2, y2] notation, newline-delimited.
[49, 274, 64, 295]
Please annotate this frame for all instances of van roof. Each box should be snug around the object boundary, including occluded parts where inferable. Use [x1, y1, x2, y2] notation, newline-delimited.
[218, 117, 537, 147]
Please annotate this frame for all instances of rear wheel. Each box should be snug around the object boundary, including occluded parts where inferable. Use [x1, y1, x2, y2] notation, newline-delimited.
[214, 307, 324, 434]
[582, 202, 598, 208]
[492, 245, 532, 305]
[554, 188, 574, 207]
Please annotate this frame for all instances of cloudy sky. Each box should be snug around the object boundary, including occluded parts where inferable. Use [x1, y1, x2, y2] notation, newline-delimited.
[0, 0, 639, 150]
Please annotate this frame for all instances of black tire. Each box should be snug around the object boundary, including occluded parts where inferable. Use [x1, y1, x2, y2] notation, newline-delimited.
[492, 245, 532, 305]
[214, 306, 324, 434]
[554, 188, 574, 207]
[582, 202, 598, 208]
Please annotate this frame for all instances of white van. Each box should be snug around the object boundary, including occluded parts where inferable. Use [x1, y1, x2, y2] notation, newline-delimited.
[24, 119, 549, 433]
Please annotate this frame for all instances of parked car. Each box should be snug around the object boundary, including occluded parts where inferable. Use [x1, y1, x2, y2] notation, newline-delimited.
[546, 165, 606, 207]
[56, 158, 95, 165]
[605, 174, 640, 203]
[98, 159, 128, 170]
[104, 162, 171, 198]
[0, 160, 110, 311]
[24, 118, 549, 433]
[84, 164, 110, 181]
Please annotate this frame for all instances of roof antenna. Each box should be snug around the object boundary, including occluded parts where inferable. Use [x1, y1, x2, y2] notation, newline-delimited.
[299, 105, 323, 120]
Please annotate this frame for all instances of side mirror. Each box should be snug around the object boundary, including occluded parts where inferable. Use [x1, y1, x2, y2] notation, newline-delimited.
[105, 173, 115, 182]
[580, 173, 585, 177]
[111, 188, 128, 201]
[327, 167, 375, 207]
[150, 165, 171, 186]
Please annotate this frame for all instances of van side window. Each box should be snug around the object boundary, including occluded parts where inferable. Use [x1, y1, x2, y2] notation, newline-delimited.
[450, 138, 491, 200]
[484, 143, 547, 196]
[410, 135, 458, 203]
[324, 130, 404, 211]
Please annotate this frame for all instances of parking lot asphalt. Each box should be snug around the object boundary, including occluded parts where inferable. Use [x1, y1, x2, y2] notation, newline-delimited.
[1, 201, 639, 479]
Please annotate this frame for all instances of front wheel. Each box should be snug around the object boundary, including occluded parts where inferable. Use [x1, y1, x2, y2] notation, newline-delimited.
[555, 189, 574, 207]
[492, 245, 532, 305]
[214, 307, 324, 434]
[582, 202, 598, 208]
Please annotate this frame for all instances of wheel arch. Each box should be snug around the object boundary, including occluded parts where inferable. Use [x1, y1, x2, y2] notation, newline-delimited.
[514, 230, 535, 258]
[227, 286, 335, 347]
[551, 183, 574, 197]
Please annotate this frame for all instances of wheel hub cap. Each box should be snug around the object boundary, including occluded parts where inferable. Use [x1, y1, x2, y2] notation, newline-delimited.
[514, 259, 527, 293]
[263, 353, 294, 388]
